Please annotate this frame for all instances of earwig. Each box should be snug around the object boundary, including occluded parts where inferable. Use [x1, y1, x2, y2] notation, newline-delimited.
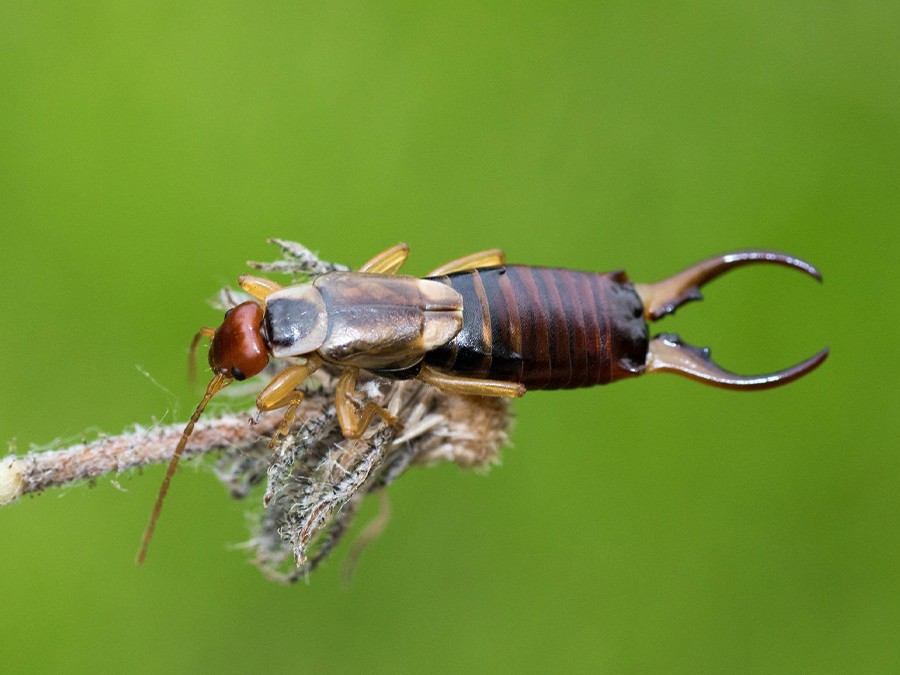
[136, 243, 827, 564]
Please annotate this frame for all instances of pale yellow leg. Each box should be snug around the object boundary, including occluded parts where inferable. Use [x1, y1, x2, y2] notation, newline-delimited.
[335, 367, 402, 439]
[418, 365, 525, 398]
[257, 356, 322, 445]
[426, 249, 506, 276]
[239, 274, 283, 301]
[357, 243, 410, 275]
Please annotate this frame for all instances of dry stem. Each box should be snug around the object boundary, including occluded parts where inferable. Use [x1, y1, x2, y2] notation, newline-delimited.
[0, 411, 281, 504]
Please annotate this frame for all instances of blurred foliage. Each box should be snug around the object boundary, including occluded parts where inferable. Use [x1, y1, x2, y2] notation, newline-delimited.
[1, 2, 897, 673]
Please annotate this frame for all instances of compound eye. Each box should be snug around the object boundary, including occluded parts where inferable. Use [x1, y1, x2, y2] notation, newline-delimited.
[230, 366, 246, 381]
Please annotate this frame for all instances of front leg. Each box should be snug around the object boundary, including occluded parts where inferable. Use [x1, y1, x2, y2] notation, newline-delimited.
[239, 275, 283, 302]
[257, 356, 323, 446]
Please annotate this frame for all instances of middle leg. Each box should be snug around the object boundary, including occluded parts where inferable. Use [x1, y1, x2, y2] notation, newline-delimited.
[358, 243, 410, 275]
[335, 367, 402, 439]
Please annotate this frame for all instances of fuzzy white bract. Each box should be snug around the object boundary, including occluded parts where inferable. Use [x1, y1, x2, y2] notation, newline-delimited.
[0, 458, 24, 505]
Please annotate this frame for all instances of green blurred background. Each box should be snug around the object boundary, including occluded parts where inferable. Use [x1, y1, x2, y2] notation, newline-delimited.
[1, 2, 897, 673]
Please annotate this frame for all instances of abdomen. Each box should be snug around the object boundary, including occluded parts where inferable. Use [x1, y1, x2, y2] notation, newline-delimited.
[424, 266, 649, 389]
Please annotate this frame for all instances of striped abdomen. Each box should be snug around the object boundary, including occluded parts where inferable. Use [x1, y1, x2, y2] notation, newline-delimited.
[424, 266, 649, 389]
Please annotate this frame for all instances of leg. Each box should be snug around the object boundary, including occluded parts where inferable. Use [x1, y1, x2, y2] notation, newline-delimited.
[188, 326, 215, 385]
[335, 367, 402, 439]
[418, 365, 525, 397]
[257, 356, 323, 445]
[358, 243, 410, 275]
[239, 274, 283, 301]
[427, 249, 505, 276]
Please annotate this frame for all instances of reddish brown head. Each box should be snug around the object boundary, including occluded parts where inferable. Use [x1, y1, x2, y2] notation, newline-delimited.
[208, 301, 270, 381]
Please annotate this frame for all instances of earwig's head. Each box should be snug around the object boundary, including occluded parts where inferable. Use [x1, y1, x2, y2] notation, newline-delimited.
[208, 301, 270, 381]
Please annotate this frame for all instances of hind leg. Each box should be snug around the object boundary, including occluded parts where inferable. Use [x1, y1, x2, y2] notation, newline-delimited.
[427, 249, 505, 276]
[417, 365, 525, 397]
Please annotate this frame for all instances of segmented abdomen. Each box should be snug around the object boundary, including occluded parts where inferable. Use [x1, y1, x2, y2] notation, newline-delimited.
[424, 266, 649, 389]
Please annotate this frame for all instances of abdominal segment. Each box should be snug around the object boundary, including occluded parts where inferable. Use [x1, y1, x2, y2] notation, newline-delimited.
[424, 266, 649, 389]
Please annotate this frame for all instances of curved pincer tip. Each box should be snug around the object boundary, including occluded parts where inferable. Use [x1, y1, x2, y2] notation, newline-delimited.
[719, 250, 823, 283]
[645, 334, 829, 390]
[635, 249, 823, 321]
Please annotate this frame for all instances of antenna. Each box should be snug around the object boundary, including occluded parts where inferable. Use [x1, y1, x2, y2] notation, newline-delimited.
[187, 327, 215, 388]
[135, 373, 228, 565]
